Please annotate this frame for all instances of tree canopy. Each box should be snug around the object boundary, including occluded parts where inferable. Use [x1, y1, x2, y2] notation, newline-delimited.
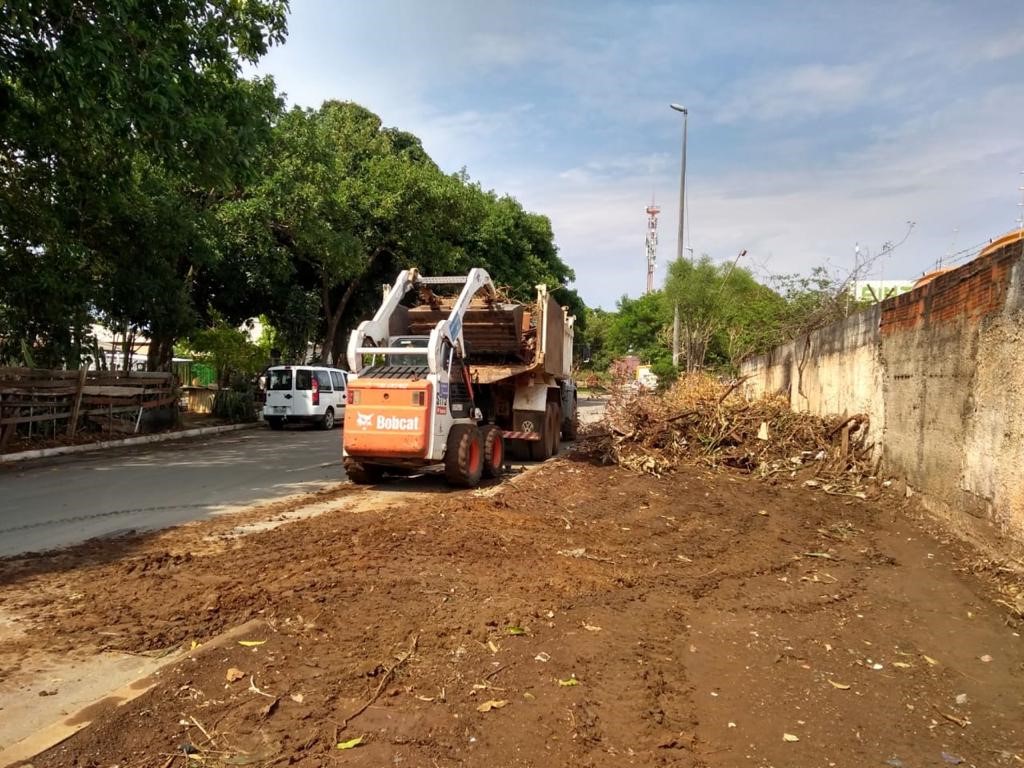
[0, 3, 584, 374]
[578, 255, 856, 382]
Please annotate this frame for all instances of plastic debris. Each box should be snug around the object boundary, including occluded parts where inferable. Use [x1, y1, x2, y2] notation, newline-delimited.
[828, 679, 851, 690]
[783, 733, 800, 742]
[336, 737, 363, 750]
[940, 752, 963, 765]
[558, 677, 580, 687]
[238, 640, 266, 648]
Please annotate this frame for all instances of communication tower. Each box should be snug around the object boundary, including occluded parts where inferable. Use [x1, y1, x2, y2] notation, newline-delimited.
[645, 201, 660, 293]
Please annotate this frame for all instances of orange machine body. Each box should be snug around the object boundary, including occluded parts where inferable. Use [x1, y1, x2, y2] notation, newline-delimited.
[343, 379, 433, 459]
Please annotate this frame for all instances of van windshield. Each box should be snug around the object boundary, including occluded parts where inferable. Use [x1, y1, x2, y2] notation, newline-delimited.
[269, 370, 292, 390]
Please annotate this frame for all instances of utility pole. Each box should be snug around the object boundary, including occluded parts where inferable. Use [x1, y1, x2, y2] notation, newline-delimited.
[670, 103, 688, 367]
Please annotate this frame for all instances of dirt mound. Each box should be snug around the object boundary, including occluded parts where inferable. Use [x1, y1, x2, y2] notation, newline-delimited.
[584, 374, 875, 495]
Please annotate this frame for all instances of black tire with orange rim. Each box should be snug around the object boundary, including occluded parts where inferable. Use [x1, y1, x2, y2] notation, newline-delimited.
[444, 424, 484, 487]
[481, 425, 505, 479]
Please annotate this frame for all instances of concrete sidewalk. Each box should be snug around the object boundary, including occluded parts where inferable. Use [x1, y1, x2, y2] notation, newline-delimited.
[0, 422, 259, 464]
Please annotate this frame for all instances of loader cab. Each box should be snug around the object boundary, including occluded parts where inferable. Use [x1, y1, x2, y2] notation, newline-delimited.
[386, 336, 430, 368]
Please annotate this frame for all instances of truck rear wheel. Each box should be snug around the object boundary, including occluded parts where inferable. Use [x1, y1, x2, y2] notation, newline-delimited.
[548, 402, 562, 457]
[562, 397, 579, 440]
[528, 413, 552, 461]
[344, 456, 384, 485]
[481, 425, 505, 479]
[445, 425, 484, 487]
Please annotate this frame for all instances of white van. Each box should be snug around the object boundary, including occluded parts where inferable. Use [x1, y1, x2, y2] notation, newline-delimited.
[263, 365, 347, 430]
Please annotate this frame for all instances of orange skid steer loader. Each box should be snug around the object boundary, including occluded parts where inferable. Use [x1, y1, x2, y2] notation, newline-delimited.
[342, 268, 577, 488]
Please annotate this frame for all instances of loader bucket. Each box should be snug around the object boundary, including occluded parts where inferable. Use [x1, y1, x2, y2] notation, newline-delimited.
[407, 305, 526, 360]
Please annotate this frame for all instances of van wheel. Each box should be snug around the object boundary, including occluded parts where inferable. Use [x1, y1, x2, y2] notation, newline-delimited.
[445, 424, 484, 488]
[320, 407, 335, 430]
[267, 417, 284, 430]
[344, 457, 383, 485]
[481, 426, 505, 479]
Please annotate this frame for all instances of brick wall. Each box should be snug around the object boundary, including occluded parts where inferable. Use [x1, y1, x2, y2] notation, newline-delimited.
[880, 247, 1018, 335]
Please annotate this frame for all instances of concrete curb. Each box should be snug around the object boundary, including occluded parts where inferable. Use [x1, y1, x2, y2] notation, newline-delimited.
[0, 422, 261, 464]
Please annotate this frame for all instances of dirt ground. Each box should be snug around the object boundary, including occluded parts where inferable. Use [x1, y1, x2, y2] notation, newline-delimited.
[1, 455, 1022, 768]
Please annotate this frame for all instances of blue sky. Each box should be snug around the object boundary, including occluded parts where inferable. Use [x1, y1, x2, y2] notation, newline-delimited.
[252, 1, 1024, 309]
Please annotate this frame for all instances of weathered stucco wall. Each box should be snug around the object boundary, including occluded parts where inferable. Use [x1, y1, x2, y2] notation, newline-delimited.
[741, 240, 1024, 543]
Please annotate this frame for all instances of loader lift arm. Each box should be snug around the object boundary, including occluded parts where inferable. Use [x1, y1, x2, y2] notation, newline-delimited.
[346, 268, 498, 373]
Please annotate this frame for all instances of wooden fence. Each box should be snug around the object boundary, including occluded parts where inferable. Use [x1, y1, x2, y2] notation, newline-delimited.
[0, 367, 178, 450]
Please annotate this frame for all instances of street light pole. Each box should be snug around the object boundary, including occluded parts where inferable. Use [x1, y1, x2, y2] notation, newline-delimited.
[671, 103, 688, 263]
[670, 103, 687, 367]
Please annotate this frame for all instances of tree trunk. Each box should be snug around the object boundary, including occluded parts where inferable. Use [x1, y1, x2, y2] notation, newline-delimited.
[322, 247, 386, 366]
[147, 335, 174, 372]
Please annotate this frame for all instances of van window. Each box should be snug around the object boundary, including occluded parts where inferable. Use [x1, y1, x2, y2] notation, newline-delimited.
[269, 369, 292, 390]
[330, 370, 345, 389]
[315, 370, 333, 391]
[295, 369, 313, 390]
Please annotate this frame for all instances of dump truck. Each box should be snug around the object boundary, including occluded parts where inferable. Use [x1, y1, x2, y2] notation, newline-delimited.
[342, 268, 576, 487]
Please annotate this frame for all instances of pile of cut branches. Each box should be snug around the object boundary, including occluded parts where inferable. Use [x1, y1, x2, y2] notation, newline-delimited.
[582, 374, 878, 496]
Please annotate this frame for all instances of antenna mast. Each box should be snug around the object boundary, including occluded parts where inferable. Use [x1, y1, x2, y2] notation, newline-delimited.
[645, 201, 660, 293]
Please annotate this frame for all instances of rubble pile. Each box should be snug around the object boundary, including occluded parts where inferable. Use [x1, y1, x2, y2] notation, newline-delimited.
[585, 374, 878, 496]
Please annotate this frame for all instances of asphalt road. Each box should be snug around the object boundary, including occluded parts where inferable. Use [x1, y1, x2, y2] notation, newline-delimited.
[0, 424, 345, 557]
[0, 398, 607, 558]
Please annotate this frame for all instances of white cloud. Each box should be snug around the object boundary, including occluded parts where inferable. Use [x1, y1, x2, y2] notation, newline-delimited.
[714, 63, 876, 124]
[974, 30, 1024, 62]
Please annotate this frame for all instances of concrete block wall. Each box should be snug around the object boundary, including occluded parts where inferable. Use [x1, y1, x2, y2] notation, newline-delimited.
[741, 239, 1024, 543]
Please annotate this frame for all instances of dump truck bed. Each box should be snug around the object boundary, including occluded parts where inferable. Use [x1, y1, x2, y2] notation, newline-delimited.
[404, 290, 572, 385]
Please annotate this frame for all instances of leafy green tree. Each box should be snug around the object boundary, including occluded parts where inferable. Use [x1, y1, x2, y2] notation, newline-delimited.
[181, 318, 268, 387]
[577, 307, 613, 369]
[664, 255, 789, 371]
[218, 101, 585, 366]
[605, 292, 672, 365]
[0, 0, 288, 367]
[216, 101, 474, 365]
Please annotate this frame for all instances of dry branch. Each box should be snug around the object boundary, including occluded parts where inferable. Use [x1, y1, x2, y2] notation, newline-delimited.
[340, 634, 419, 731]
[581, 374, 876, 495]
